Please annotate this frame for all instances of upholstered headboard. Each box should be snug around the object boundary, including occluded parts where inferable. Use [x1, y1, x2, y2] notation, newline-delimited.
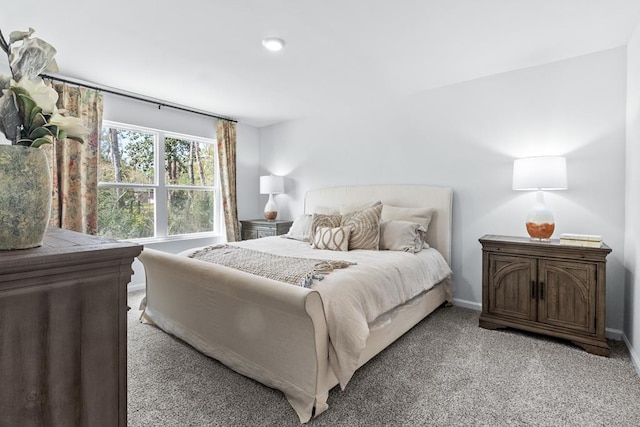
[304, 185, 453, 264]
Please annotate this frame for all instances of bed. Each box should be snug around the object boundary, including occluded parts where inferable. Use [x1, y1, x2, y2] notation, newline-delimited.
[138, 184, 453, 422]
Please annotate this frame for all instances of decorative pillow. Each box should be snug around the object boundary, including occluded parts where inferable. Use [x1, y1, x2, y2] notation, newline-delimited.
[379, 220, 426, 253]
[339, 200, 382, 215]
[381, 205, 434, 247]
[312, 226, 350, 251]
[283, 214, 313, 242]
[310, 214, 342, 242]
[340, 204, 383, 250]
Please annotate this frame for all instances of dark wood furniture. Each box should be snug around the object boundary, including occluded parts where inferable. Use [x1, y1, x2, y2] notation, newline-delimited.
[479, 234, 611, 356]
[0, 227, 141, 426]
[240, 219, 293, 240]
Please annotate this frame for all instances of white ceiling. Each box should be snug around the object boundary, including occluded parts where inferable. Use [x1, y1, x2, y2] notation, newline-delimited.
[4, 0, 640, 127]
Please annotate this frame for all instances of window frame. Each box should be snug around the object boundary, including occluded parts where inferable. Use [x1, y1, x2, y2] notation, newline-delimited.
[98, 120, 222, 242]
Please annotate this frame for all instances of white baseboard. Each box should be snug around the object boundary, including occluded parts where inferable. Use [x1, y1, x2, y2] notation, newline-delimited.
[623, 333, 640, 377]
[453, 298, 482, 311]
[605, 328, 624, 341]
[128, 282, 145, 293]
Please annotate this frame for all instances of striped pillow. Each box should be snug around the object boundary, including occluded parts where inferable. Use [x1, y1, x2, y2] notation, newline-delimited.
[341, 204, 382, 250]
[312, 226, 351, 251]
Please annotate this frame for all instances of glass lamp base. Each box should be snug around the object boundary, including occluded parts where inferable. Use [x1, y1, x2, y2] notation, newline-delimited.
[525, 221, 555, 240]
[264, 193, 278, 221]
[525, 191, 555, 240]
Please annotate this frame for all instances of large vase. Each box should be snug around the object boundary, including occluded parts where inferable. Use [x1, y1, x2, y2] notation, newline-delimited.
[0, 144, 52, 250]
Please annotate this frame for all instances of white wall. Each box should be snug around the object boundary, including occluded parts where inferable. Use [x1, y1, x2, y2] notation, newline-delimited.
[236, 123, 261, 220]
[102, 94, 261, 287]
[259, 48, 627, 330]
[625, 22, 640, 371]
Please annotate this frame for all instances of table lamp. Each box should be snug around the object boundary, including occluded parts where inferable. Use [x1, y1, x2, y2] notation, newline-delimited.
[260, 175, 284, 220]
[512, 156, 567, 240]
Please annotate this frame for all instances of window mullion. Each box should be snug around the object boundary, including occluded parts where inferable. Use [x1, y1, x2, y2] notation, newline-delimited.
[155, 132, 168, 238]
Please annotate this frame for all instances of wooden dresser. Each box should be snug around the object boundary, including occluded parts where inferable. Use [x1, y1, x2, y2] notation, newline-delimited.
[478, 234, 611, 356]
[240, 219, 293, 240]
[0, 228, 141, 426]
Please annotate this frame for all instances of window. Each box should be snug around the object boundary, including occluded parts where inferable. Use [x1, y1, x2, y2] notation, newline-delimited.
[98, 121, 219, 240]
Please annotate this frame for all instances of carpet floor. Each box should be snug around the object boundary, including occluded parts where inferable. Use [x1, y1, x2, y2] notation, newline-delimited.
[127, 291, 640, 426]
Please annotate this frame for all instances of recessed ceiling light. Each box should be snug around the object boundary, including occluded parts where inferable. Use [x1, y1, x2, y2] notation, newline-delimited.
[262, 38, 285, 52]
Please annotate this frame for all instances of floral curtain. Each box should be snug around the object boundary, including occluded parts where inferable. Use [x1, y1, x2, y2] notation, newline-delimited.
[46, 83, 103, 234]
[217, 119, 241, 242]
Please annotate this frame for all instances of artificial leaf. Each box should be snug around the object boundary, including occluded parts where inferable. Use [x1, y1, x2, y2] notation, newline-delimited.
[31, 136, 53, 148]
[66, 135, 84, 143]
[10, 86, 29, 97]
[16, 93, 37, 125]
[29, 111, 46, 132]
[44, 124, 58, 137]
[0, 92, 21, 142]
[16, 137, 33, 147]
[57, 130, 67, 140]
[29, 126, 54, 140]
[10, 37, 57, 81]
[28, 105, 43, 128]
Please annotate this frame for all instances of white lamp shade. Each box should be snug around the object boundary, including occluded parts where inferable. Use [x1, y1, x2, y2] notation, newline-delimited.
[512, 156, 568, 190]
[260, 175, 284, 194]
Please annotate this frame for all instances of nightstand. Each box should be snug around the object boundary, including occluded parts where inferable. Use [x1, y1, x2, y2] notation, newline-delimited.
[240, 219, 293, 240]
[478, 234, 612, 356]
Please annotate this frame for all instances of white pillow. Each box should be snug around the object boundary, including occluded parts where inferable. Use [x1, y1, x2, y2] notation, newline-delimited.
[379, 220, 425, 253]
[381, 205, 434, 248]
[312, 226, 351, 251]
[283, 214, 313, 242]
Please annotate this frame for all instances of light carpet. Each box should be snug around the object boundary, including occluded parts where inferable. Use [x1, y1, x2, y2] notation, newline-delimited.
[127, 291, 640, 426]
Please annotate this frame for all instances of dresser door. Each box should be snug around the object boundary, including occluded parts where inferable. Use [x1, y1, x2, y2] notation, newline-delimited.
[537, 259, 597, 335]
[487, 254, 537, 321]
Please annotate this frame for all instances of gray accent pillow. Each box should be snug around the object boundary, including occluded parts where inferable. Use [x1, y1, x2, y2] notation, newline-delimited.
[379, 220, 425, 253]
[341, 204, 382, 250]
[381, 205, 434, 248]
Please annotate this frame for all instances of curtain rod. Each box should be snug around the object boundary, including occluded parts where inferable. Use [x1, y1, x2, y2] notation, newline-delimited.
[40, 73, 237, 123]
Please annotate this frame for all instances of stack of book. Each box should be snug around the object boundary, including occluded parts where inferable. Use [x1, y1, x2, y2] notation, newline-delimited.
[559, 233, 602, 248]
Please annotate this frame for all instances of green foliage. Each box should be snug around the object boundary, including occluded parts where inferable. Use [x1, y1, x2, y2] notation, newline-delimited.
[97, 188, 154, 239]
[168, 189, 215, 235]
[99, 127, 155, 184]
[97, 126, 216, 239]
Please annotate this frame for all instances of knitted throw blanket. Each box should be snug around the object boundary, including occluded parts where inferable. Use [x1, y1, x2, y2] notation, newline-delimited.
[188, 244, 355, 288]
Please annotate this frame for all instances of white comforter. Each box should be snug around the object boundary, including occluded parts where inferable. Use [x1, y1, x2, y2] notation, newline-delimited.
[224, 237, 452, 388]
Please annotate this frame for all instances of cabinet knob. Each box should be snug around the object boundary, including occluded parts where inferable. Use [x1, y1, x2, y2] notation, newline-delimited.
[539, 281, 545, 300]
